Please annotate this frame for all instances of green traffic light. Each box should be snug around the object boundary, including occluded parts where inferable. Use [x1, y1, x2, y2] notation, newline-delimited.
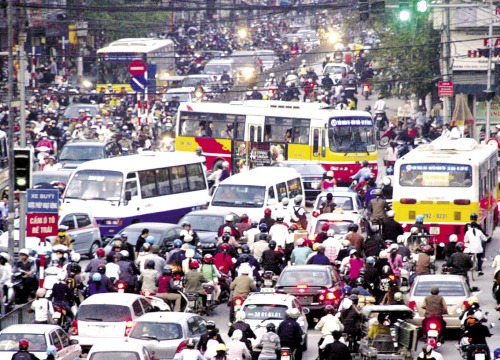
[399, 9, 410, 21]
[16, 178, 26, 187]
[417, 0, 427, 12]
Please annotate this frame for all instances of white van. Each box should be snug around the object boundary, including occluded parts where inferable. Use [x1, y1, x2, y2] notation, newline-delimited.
[209, 167, 305, 221]
[322, 62, 349, 84]
[203, 58, 236, 81]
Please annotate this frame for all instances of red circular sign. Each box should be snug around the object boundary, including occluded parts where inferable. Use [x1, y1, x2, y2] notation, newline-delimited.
[128, 59, 146, 76]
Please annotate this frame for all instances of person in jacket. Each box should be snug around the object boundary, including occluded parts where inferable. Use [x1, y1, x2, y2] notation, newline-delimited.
[348, 250, 364, 280]
[258, 323, 280, 360]
[321, 330, 351, 360]
[156, 265, 182, 311]
[214, 243, 235, 275]
[261, 240, 284, 275]
[85, 248, 107, 275]
[421, 286, 447, 341]
[369, 189, 388, 222]
[339, 295, 362, 351]
[382, 211, 404, 242]
[323, 230, 342, 264]
[30, 288, 54, 324]
[277, 308, 304, 360]
[184, 260, 208, 308]
[226, 330, 251, 360]
[87, 273, 109, 297]
[387, 244, 403, 279]
[446, 242, 473, 275]
[315, 305, 344, 347]
[139, 260, 159, 292]
[346, 224, 364, 253]
[464, 222, 486, 275]
[228, 311, 256, 350]
[198, 321, 225, 354]
[307, 245, 331, 265]
[230, 267, 256, 299]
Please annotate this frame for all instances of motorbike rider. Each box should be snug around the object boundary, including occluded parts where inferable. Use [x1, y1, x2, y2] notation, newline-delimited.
[381, 177, 393, 199]
[290, 195, 307, 230]
[11, 339, 40, 360]
[86, 273, 109, 296]
[464, 213, 487, 236]
[414, 244, 435, 276]
[230, 264, 256, 300]
[92, 263, 115, 292]
[218, 214, 240, 239]
[167, 240, 185, 274]
[50, 271, 74, 322]
[464, 222, 486, 276]
[412, 215, 429, 235]
[117, 232, 136, 262]
[421, 286, 447, 341]
[323, 230, 342, 264]
[277, 308, 304, 360]
[321, 330, 351, 360]
[184, 260, 208, 308]
[177, 338, 204, 360]
[115, 252, 139, 293]
[156, 265, 182, 311]
[214, 243, 235, 276]
[201, 254, 221, 303]
[466, 311, 492, 360]
[228, 310, 256, 351]
[261, 240, 284, 275]
[350, 160, 372, 182]
[13, 248, 38, 302]
[315, 305, 344, 347]
[339, 294, 362, 352]
[369, 189, 389, 222]
[84, 248, 107, 275]
[260, 208, 275, 231]
[139, 259, 159, 293]
[382, 211, 404, 242]
[52, 225, 73, 251]
[220, 70, 232, 84]
[373, 94, 388, 124]
[258, 323, 281, 360]
[443, 234, 458, 262]
[198, 320, 225, 353]
[346, 224, 364, 253]
[269, 212, 289, 250]
[396, 235, 411, 259]
[291, 238, 313, 265]
[321, 74, 334, 91]
[446, 242, 473, 276]
[30, 288, 54, 324]
[364, 257, 379, 293]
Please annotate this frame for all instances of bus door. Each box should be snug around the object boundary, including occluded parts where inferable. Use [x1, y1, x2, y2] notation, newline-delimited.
[246, 116, 263, 142]
[311, 127, 326, 160]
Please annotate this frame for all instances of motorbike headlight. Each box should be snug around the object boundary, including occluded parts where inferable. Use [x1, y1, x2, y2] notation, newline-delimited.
[243, 68, 254, 80]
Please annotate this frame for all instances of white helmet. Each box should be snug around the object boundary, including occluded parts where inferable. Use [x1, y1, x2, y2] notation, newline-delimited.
[387, 210, 395, 218]
[327, 229, 335, 237]
[0, 252, 10, 261]
[235, 310, 246, 321]
[286, 308, 301, 319]
[186, 249, 195, 259]
[184, 234, 193, 243]
[225, 214, 234, 222]
[57, 271, 67, 282]
[222, 161, 229, 169]
[382, 177, 391, 186]
[396, 235, 405, 244]
[282, 197, 289, 206]
[71, 253, 81, 263]
[379, 250, 388, 259]
[449, 234, 458, 243]
[410, 227, 419, 234]
[180, 229, 189, 237]
[19, 248, 30, 256]
[223, 226, 232, 234]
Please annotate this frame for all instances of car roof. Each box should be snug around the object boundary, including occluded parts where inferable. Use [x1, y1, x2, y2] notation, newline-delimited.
[361, 305, 413, 316]
[135, 312, 197, 322]
[317, 212, 358, 221]
[182, 209, 238, 217]
[62, 141, 107, 148]
[282, 264, 331, 272]
[1, 324, 60, 334]
[244, 293, 295, 304]
[323, 187, 355, 194]
[89, 341, 145, 352]
[80, 293, 145, 305]
[205, 59, 234, 64]
[122, 222, 181, 232]
[218, 167, 300, 186]
[414, 274, 464, 283]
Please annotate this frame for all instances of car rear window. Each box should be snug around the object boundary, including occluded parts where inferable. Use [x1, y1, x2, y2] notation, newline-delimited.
[0, 334, 46, 351]
[78, 304, 131, 322]
[244, 304, 288, 320]
[89, 351, 140, 360]
[129, 322, 182, 341]
[278, 270, 330, 287]
[414, 281, 466, 296]
[181, 215, 223, 232]
[315, 196, 354, 211]
[315, 220, 351, 234]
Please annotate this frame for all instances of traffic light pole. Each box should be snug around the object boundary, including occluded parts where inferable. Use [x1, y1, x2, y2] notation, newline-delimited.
[18, 27, 27, 251]
[485, 0, 494, 139]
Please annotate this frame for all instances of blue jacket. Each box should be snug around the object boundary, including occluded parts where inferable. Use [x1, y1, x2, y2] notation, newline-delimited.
[307, 253, 331, 266]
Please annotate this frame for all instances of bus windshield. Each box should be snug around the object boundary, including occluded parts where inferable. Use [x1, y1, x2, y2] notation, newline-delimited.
[65, 170, 124, 201]
[212, 185, 265, 208]
[97, 61, 131, 85]
[328, 118, 376, 153]
[399, 163, 473, 187]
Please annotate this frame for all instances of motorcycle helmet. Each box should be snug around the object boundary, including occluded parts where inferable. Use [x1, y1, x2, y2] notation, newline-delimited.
[449, 234, 458, 243]
[216, 344, 227, 352]
[266, 323, 276, 332]
[186, 249, 195, 259]
[382, 177, 391, 186]
[221, 243, 230, 251]
[241, 244, 250, 254]
[222, 233, 231, 242]
[204, 254, 214, 263]
[366, 256, 376, 265]
[97, 264, 106, 274]
[235, 310, 246, 321]
[145, 235, 155, 245]
[410, 227, 419, 234]
[36, 288, 47, 298]
[386, 210, 395, 218]
[381, 265, 392, 275]
[286, 308, 300, 319]
[474, 310, 484, 321]
[396, 235, 406, 244]
[355, 277, 365, 287]
[57, 271, 66, 282]
[0, 252, 9, 261]
[379, 250, 388, 259]
[321, 223, 330, 232]
[282, 197, 289, 205]
[92, 273, 102, 282]
[113, 240, 122, 249]
[470, 213, 478, 221]
[71, 253, 81, 263]
[46, 345, 57, 356]
[225, 214, 234, 222]
[422, 245, 433, 254]
[19, 339, 29, 350]
[430, 286, 439, 295]
[70, 262, 81, 274]
[145, 260, 156, 269]
[206, 320, 216, 329]
[96, 248, 105, 257]
[394, 292, 403, 302]
[326, 229, 335, 237]
[268, 240, 277, 250]
[163, 265, 172, 275]
[173, 239, 183, 248]
[359, 268, 366, 276]
[181, 221, 191, 227]
[259, 223, 268, 232]
[240, 254, 250, 263]
[264, 208, 272, 216]
[251, 220, 258, 228]
[189, 260, 200, 269]
[456, 242, 465, 251]
[186, 338, 196, 348]
[348, 224, 359, 232]
[416, 215, 424, 223]
[343, 285, 352, 295]
[19, 248, 30, 257]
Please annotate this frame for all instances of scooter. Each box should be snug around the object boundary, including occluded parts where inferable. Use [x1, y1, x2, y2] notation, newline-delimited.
[229, 296, 245, 322]
[362, 82, 371, 100]
[261, 271, 278, 293]
[375, 112, 388, 130]
[378, 124, 397, 147]
[423, 317, 443, 349]
[52, 304, 71, 331]
[280, 347, 294, 360]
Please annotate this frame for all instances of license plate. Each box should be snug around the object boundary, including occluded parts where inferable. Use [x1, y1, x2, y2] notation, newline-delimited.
[53, 312, 61, 319]
[264, 280, 273, 286]
[430, 227, 440, 235]
[261, 287, 274, 293]
[281, 356, 290, 360]
[428, 330, 438, 337]
[297, 296, 312, 305]
[475, 354, 485, 360]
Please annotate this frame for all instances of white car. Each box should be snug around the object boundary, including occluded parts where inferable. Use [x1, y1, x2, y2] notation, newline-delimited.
[241, 292, 309, 356]
[71, 293, 158, 352]
[322, 62, 349, 84]
[87, 341, 153, 360]
[308, 211, 369, 241]
[0, 209, 101, 257]
[0, 324, 81, 360]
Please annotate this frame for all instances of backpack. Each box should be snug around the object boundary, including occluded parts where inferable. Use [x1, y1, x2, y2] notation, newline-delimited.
[293, 206, 308, 230]
[66, 275, 76, 290]
[12, 352, 33, 360]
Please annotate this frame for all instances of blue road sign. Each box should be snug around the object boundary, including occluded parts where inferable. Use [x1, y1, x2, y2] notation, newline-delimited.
[27, 189, 59, 214]
[130, 75, 148, 92]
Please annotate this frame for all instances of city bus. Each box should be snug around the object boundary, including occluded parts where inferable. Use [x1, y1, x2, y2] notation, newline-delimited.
[96, 38, 175, 93]
[62, 152, 208, 238]
[393, 137, 498, 244]
[174, 100, 378, 185]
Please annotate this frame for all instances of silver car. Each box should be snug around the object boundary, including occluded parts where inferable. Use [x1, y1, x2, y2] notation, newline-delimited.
[126, 312, 207, 360]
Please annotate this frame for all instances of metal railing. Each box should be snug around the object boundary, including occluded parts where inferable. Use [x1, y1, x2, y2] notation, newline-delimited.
[0, 301, 35, 330]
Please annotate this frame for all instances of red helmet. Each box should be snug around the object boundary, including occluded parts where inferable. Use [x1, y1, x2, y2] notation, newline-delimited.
[422, 245, 433, 254]
[96, 248, 105, 257]
[189, 260, 200, 269]
[264, 208, 272, 216]
[19, 339, 29, 350]
[221, 243, 230, 251]
[204, 254, 214, 263]
[322, 223, 330, 232]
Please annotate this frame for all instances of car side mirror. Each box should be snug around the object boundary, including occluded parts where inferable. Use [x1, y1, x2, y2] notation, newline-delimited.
[302, 307, 310, 315]
[471, 286, 480, 292]
[125, 190, 132, 201]
[70, 339, 79, 345]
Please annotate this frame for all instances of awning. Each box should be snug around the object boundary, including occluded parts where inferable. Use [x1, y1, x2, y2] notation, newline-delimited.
[452, 72, 489, 96]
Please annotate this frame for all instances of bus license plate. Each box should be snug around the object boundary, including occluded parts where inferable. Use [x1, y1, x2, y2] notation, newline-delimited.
[474, 354, 485, 360]
[430, 227, 440, 235]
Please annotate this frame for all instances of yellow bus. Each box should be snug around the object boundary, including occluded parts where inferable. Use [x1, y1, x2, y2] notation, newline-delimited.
[393, 138, 498, 243]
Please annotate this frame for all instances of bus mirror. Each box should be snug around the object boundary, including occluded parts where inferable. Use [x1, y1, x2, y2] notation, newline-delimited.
[125, 190, 132, 201]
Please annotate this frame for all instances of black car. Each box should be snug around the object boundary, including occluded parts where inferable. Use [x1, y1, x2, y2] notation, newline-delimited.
[272, 161, 325, 202]
[275, 265, 341, 323]
[178, 210, 240, 254]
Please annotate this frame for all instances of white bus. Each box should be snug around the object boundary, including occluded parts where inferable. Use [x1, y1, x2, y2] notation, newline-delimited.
[62, 152, 208, 238]
[393, 137, 498, 244]
[96, 38, 175, 93]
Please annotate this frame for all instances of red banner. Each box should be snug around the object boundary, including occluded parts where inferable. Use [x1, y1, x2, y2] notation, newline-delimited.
[27, 213, 59, 237]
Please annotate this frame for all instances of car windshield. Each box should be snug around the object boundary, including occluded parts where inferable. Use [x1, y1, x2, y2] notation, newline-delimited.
[212, 185, 265, 208]
[182, 78, 211, 87]
[119, 231, 165, 247]
[59, 145, 105, 162]
[64, 106, 98, 118]
[414, 281, 466, 296]
[77, 304, 132, 322]
[89, 352, 140, 360]
[244, 304, 288, 320]
[129, 322, 182, 340]
[328, 118, 376, 153]
[324, 65, 346, 75]
[180, 215, 223, 232]
[0, 334, 46, 351]
[278, 270, 330, 287]
[315, 196, 353, 211]
[204, 64, 231, 74]
[65, 170, 123, 201]
[284, 163, 324, 176]
[163, 93, 191, 103]
[32, 171, 72, 185]
[399, 163, 473, 187]
[315, 220, 352, 235]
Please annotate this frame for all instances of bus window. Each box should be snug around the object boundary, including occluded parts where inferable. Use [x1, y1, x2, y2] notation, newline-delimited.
[139, 170, 157, 198]
[249, 126, 255, 141]
[277, 182, 288, 202]
[287, 178, 302, 199]
[313, 129, 319, 154]
[265, 117, 310, 143]
[232, 115, 245, 140]
[257, 126, 262, 142]
[321, 129, 326, 157]
[170, 165, 189, 193]
[187, 163, 205, 191]
[125, 179, 138, 198]
[179, 113, 200, 136]
[156, 168, 172, 195]
[268, 186, 276, 202]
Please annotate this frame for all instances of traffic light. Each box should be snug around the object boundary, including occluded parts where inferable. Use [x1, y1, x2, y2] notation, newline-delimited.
[399, 1, 410, 21]
[415, 0, 428, 12]
[13, 148, 32, 192]
[359, 0, 369, 21]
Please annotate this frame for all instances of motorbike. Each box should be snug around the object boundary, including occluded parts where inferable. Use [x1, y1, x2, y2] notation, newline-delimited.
[218, 273, 231, 303]
[139, 290, 172, 312]
[423, 316, 443, 349]
[115, 280, 127, 293]
[53, 304, 71, 331]
[280, 347, 294, 360]
[375, 112, 388, 131]
[261, 271, 278, 293]
[203, 283, 217, 315]
[362, 82, 371, 100]
[186, 292, 206, 315]
[229, 296, 245, 322]
[378, 124, 397, 147]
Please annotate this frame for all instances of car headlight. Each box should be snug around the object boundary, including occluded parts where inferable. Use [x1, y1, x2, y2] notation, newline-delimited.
[243, 68, 254, 80]
[311, 181, 320, 188]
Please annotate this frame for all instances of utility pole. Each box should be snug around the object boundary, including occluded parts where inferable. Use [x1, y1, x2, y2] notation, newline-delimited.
[485, 0, 494, 139]
[442, 0, 451, 124]
[18, 1, 27, 250]
[6, 0, 15, 261]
